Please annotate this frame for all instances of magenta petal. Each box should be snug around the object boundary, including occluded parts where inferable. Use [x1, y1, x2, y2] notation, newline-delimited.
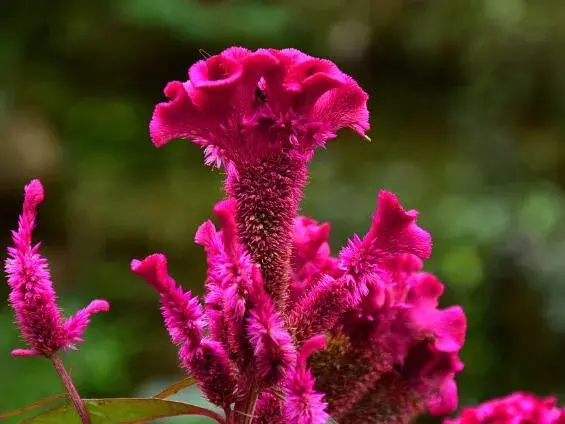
[11, 348, 39, 357]
[295, 72, 343, 116]
[130, 253, 170, 292]
[406, 272, 444, 309]
[189, 55, 243, 90]
[312, 81, 370, 137]
[432, 306, 467, 353]
[428, 379, 458, 415]
[368, 190, 432, 260]
[150, 81, 201, 147]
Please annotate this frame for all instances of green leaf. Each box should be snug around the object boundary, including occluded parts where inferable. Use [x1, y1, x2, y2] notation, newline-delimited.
[153, 376, 197, 399]
[0, 393, 66, 421]
[23, 398, 224, 424]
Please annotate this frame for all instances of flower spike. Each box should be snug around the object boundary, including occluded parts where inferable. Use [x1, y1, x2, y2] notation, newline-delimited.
[5, 179, 109, 358]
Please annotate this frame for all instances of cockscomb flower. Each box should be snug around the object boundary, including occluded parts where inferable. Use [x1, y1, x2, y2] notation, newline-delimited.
[445, 392, 565, 424]
[143, 47, 466, 424]
[150, 47, 369, 307]
[5, 179, 109, 358]
[301, 192, 466, 423]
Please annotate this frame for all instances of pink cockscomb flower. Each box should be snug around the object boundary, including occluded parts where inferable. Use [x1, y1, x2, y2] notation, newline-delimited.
[142, 47, 466, 424]
[445, 392, 565, 424]
[150, 47, 369, 307]
[5, 179, 109, 358]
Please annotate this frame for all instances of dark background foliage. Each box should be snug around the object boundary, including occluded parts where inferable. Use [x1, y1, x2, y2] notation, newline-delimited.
[1, 0, 564, 422]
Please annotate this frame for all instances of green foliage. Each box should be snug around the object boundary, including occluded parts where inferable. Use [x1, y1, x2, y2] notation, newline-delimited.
[23, 398, 220, 424]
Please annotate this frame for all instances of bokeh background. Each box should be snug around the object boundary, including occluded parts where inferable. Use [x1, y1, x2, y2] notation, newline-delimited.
[1, 0, 565, 422]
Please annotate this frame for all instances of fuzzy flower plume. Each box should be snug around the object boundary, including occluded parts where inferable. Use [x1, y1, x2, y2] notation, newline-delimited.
[4, 179, 109, 358]
[300, 192, 466, 423]
[150, 47, 369, 307]
[131, 253, 238, 407]
[284, 335, 330, 424]
[445, 392, 565, 424]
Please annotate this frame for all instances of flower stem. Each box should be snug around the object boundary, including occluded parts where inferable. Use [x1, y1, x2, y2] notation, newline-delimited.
[234, 387, 259, 424]
[51, 354, 91, 424]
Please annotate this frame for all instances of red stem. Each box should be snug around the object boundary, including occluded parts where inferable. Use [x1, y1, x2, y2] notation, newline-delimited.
[51, 354, 91, 424]
[234, 387, 259, 424]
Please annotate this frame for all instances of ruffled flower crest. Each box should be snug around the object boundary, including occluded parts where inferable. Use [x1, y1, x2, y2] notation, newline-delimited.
[150, 47, 369, 168]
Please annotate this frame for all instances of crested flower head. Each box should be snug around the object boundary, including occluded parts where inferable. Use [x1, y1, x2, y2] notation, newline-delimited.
[445, 392, 565, 424]
[5, 179, 109, 358]
[305, 191, 466, 423]
[150, 47, 369, 168]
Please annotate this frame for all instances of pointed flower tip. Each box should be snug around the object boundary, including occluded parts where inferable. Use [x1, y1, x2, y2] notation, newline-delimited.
[130, 253, 169, 292]
[85, 299, 110, 314]
[299, 335, 327, 365]
[371, 189, 432, 260]
[24, 179, 44, 209]
[11, 348, 39, 357]
[194, 220, 217, 247]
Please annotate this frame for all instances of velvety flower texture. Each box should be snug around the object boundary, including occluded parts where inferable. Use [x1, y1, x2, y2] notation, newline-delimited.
[4, 179, 109, 358]
[150, 47, 369, 307]
[445, 392, 565, 424]
[142, 47, 466, 424]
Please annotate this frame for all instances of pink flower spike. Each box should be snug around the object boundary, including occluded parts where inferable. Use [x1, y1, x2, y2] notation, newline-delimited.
[5, 180, 109, 358]
[288, 275, 349, 342]
[246, 273, 297, 387]
[131, 254, 204, 351]
[195, 212, 255, 367]
[64, 300, 110, 348]
[284, 335, 329, 424]
[184, 339, 239, 408]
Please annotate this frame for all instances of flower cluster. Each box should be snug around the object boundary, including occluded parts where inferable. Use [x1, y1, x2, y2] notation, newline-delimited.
[4, 45, 565, 424]
[138, 47, 467, 423]
[446, 392, 565, 424]
[4, 180, 109, 359]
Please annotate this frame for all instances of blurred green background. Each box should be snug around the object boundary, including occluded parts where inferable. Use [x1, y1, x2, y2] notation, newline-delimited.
[1, 0, 564, 422]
